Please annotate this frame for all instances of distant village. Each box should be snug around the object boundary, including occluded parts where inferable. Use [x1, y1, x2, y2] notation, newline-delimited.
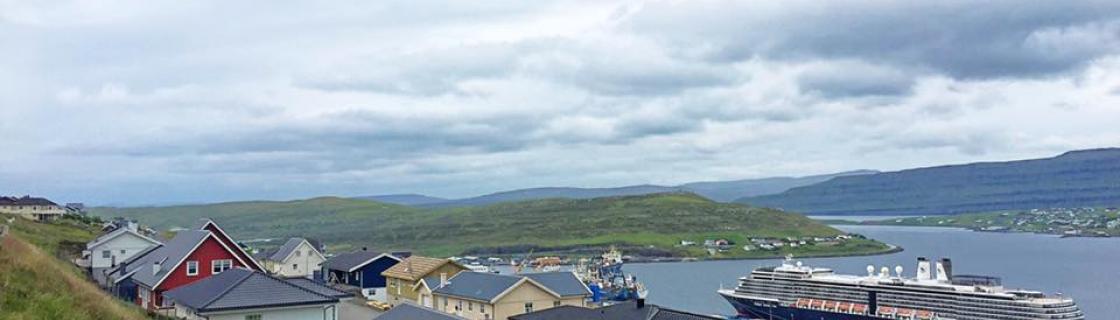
[2, 195, 719, 320]
[679, 235, 856, 256]
[882, 207, 1120, 238]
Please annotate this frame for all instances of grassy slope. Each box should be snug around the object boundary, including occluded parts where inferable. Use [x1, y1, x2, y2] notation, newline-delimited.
[0, 215, 150, 320]
[92, 193, 890, 258]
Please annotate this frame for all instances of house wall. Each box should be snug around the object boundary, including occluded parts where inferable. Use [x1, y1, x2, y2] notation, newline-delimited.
[437, 282, 586, 320]
[0, 205, 65, 220]
[201, 223, 262, 272]
[177, 304, 339, 320]
[387, 263, 468, 306]
[272, 241, 325, 278]
[143, 237, 246, 310]
[90, 232, 158, 268]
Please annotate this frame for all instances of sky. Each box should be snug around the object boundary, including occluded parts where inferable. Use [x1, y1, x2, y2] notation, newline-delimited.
[3, 1, 1120, 206]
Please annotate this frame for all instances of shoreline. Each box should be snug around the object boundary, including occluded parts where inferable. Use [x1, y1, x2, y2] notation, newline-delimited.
[625, 244, 904, 264]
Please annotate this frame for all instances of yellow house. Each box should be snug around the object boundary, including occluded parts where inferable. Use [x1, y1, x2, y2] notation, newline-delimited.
[382, 256, 469, 306]
[431, 272, 590, 320]
[0, 196, 66, 221]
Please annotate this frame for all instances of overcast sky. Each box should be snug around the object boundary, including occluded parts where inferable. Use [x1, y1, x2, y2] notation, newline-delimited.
[3, 1, 1120, 205]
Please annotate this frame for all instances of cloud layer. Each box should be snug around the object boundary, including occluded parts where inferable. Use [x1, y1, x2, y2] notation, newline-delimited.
[3, 0, 1120, 205]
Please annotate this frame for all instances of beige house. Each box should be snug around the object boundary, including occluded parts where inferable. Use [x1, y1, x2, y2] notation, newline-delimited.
[382, 256, 469, 306]
[430, 272, 590, 320]
[260, 238, 325, 278]
[0, 196, 66, 221]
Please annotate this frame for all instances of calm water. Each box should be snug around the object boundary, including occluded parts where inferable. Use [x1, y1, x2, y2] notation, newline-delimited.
[625, 225, 1120, 318]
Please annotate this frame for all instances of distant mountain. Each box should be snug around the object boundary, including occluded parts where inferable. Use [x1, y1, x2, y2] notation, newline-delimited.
[739, 148, 1120, 216]
[679, 170, 878, 202]
[386, 171, 877, 208]
[355, 194, 448, 206]
[89, 193, 885, 258]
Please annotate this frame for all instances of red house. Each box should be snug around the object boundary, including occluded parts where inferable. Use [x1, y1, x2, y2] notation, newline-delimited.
[111, 219, 264, 311]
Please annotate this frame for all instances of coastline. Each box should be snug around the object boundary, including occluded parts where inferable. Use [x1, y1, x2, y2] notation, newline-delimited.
[625, 243, 903, 264]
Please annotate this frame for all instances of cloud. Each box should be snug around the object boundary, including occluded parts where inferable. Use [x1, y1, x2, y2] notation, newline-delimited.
[3, 0, 1120, 205]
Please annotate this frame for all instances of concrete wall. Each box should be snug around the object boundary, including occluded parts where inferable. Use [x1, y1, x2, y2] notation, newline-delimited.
[90, 232, 158, 268]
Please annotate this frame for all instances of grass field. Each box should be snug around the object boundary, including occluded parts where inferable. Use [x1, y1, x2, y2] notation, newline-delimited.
[93, 192, 892, 258]
[0, 214, 151, 320]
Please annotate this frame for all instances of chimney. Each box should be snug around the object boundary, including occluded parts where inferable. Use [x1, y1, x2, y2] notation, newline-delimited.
[636, 298, 645, 309]
[440, 272, 448, 288]
[152, 261, 161, 276]
[917, 257, 931, 280]
[936, 258, 953, 282]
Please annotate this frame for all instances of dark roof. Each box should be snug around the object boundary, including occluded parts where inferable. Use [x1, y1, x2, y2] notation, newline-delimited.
[524, 272, 591, 297]
[124, 230, 213, 288]
[419, 275, 443, 290]
[433, 271, 523, 302]
[268, 238, 312, 261]
[378, 302, 467, 320]
[323, 250, 397, 272]
[0, 196, 58, 206]
[164, 268, 338, 313]
[511, 301, 722, 320]
[284, 278, 352, 299]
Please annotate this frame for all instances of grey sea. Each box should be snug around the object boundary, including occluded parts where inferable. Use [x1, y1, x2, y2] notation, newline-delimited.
[626, 225, 1120, 319]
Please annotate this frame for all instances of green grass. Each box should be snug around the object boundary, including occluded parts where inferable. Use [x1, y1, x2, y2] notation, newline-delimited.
[92, 192, 891, 258]
[0, 214, 151, 320]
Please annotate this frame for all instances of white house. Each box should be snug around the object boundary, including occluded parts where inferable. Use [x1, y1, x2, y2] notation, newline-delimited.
[85, 224, 161, 285]
[262, 237, 326, 278]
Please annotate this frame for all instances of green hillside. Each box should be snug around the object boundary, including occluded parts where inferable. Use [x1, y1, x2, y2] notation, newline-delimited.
[92, 193, 889, 258]
[741, 148, 1120, 216]
[0, 214, 151, 320]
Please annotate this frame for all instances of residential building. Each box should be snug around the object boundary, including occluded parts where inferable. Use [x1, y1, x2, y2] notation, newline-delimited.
[85, 224, 162, 286]
[380, 302, 468, 320]
[431, 271, 591, 320]
[510, 300, 721, 320]
[322, 249, 402, 300]
[0, 196, 66, 221]
[164, 268, 343, 320]
[381, 256, 470, 307]
[260, 237, 326, 278]
[105, 219, 265, 311]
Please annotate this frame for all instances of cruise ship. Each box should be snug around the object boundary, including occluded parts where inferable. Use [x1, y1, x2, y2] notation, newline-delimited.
[718, 256, 1083, 320]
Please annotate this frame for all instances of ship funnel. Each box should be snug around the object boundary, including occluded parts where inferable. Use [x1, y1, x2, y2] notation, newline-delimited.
[895, 265, 904, 278]
[936, 258, 953, 282]
[880, 266, 890, 278]
[866, 265, 875, 277]
[917, 257, 932, 280]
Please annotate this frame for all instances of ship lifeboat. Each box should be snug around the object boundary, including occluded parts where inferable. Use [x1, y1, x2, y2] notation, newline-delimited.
[915, 310, 934, 320]
[852, 303, 868, 314]
[796, 299, 810, 308]
[837, 302, 853, 313]
[823, 300, 839, 311]
[810, 300, 824, 309]
[897, 308, 915, 318]
[877, 306, 897, 317]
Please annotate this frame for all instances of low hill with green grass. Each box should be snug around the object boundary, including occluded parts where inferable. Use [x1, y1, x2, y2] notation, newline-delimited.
[0, 214, 150, 320]
[92, 192, 891, 258]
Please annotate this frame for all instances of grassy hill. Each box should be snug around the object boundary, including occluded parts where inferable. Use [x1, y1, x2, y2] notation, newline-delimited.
[92, 193, 889, 258]
[740, 148, 1120, 216]
[0, 215, 150, 320]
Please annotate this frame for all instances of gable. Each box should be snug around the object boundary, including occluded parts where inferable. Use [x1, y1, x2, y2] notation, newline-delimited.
[280, 240, 324, 262]
[494, 279, 561, 303]
[157, 236, 246, 291]
[200, 221, 264, 271]
[88, 229, 160, 250]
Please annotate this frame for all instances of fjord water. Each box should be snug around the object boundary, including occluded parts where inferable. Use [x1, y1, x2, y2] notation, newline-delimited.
[626, 225, 1120, 318]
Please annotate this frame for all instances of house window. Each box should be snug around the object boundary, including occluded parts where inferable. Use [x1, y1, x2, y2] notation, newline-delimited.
[245, 315, 262, 320]
[295, 250, 301, 257]
[292, 264, 298, 270]
[120, 249, 126, 254]
[102, 250, 111, 258]
[480, 304, 486, 313]
[186, 261, 199, 276]
[469, 302, 473, 311]
[525, 302, 534, 313]
[212, 259, 233, 274]
[554, 300, 561, 307]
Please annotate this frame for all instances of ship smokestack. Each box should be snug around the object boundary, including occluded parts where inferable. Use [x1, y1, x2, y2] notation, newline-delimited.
[936, 258, 953, 282]
[917, 257, 932, 280]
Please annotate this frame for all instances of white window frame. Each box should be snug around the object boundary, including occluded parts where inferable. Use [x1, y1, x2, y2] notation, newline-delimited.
[186, 261, 199, 276]
[212, 259, 233, 274]
[102, 250, 111, 258]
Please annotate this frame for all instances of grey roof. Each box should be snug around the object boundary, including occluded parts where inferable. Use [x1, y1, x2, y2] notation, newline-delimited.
[419, 275, 443, 290]
[268, 238, 307, 261]
[0, 196, 58, 206]
[125, 230, 212, 288]
[322, 250, 396, 272]
[511, 301, 721, 320]
[524, 272, 591, 297]
[378, 302, 467, 320]
[433, 272, 523, 302]
[284, 278, 352, 299]
[164, 268, 338, 313]
[87, 227, 161, 250]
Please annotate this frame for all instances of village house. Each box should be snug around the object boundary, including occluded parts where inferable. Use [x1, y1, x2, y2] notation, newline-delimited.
[322, 249, 402, 300]
[164, 268, 345, 320]
[382, 256, 470, 307]
[85, 222, 162, 286]
[379, 301, 468, 320]
[0, 195, 67, 221]
[430, 271, 591, 320]
[510, 300, 720, 320]
[105, 219, 265, 312]
[259, 237, 325, 279]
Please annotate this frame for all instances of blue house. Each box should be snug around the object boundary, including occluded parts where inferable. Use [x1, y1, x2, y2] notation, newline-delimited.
[322, 250, 402, 300]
